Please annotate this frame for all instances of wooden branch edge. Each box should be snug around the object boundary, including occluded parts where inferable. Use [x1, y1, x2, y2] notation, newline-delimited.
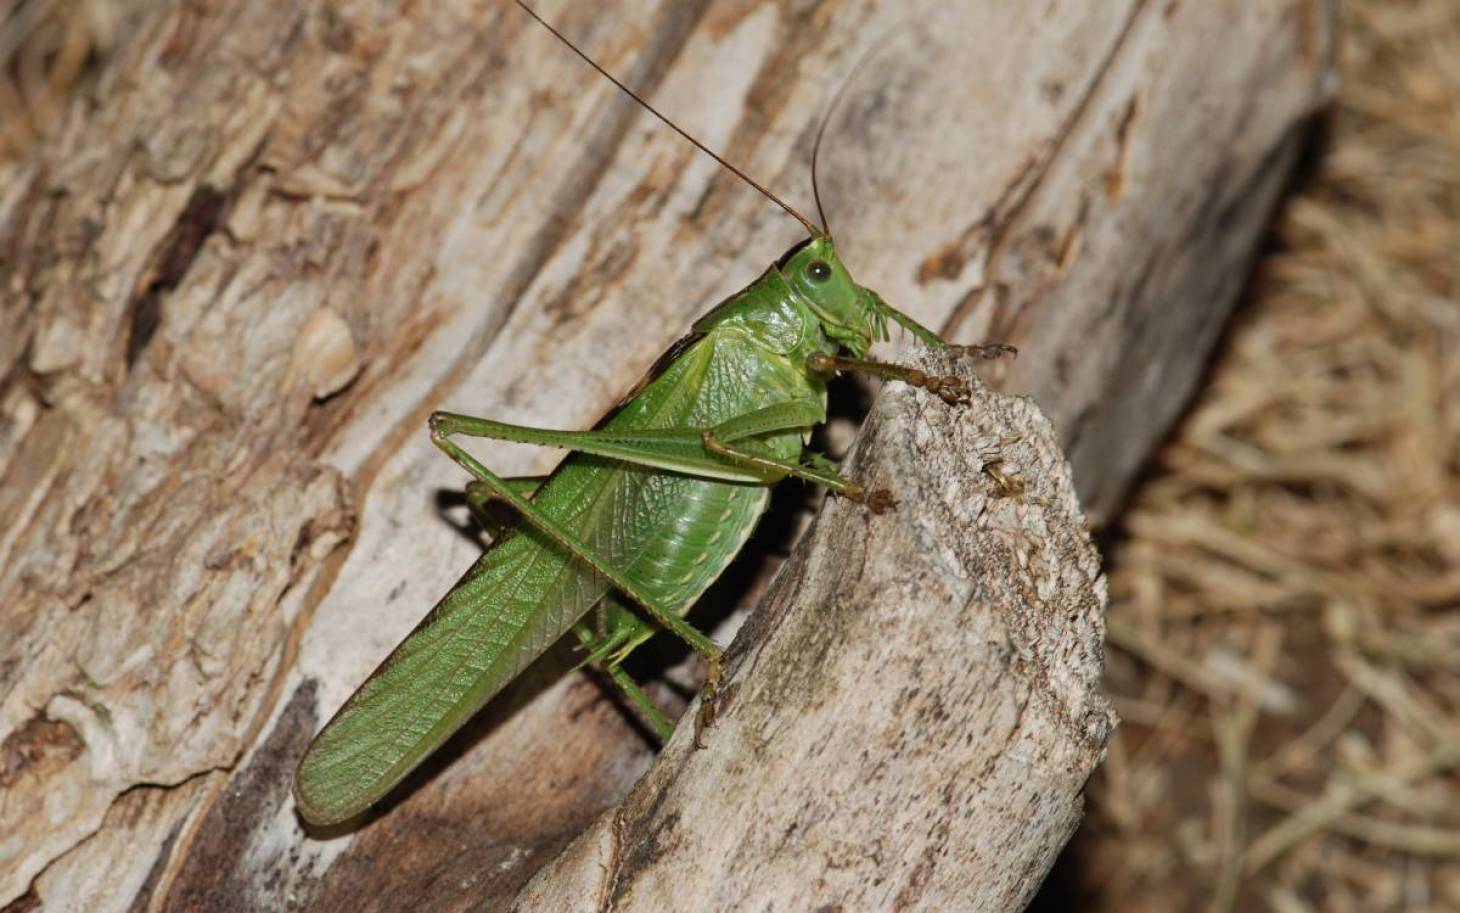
[510, 349, 1117, 912]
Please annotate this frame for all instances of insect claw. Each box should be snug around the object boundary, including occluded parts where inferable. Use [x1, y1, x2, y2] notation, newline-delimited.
[693, 653, 724, 749]
[694, 701, 715, 749]
[866, 488, 896, 514]
[843, 482, 896, 514]
[926, 374, 971, 405]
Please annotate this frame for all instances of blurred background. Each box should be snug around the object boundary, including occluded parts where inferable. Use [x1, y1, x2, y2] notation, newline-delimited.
[1045, 3, 1460, 910]
[4, 1, 1456, 911]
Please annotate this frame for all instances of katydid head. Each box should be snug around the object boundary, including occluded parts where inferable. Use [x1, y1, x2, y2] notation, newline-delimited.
[779, 236, 888, 358]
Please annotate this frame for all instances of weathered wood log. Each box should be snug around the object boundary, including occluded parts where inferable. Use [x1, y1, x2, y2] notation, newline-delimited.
[0, 1, 1332, 910]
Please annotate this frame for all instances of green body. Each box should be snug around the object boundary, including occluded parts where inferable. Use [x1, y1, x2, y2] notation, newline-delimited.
[295, 237, 949, 825]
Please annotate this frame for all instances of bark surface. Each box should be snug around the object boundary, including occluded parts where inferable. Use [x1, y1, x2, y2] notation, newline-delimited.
[0, 1, 1333, 910]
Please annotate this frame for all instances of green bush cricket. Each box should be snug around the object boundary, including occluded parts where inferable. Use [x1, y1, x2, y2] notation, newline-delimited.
[294, 1, 1014, 827]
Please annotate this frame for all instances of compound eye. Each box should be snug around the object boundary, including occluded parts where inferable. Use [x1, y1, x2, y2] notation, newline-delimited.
[806, 260, 832, 282]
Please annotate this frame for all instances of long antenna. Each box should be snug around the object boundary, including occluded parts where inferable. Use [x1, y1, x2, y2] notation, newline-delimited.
[809, 97, 839, 238]
[514, 1, 821, 238]
[811, 37, 888, 239]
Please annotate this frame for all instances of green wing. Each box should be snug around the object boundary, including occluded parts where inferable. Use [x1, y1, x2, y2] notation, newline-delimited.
[294, 519, 606, 825]
[294, 327, 815, 825]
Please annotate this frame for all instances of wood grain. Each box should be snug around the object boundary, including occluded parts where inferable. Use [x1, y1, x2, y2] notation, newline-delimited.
[0, 1, 1333, 909]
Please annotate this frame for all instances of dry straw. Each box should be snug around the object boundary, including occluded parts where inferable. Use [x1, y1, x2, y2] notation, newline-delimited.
[1078, 2, 1460, 910]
